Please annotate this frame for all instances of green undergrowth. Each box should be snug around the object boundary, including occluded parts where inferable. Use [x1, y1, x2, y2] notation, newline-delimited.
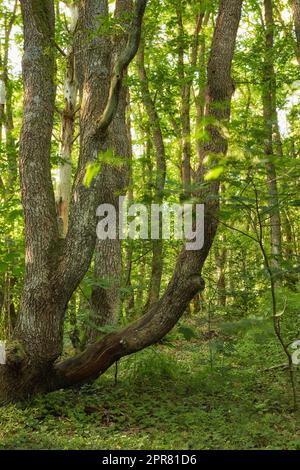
[1, 299, 300, 450]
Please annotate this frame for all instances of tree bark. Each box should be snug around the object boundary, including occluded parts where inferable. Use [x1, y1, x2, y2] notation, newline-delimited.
[194, 11, 210, 173]
[291, 0, 300, 64]
[89, 0, 133, 338]
[137, 36, 166, 307]
[215, 233, 227, 307]
[0, 0, 148, 403]
[55, 2, 78, 237]
[0, 1, 18, 185]
[122, 114, 135, 314]
[176, 4, 205, 200]
[16, 0, 60, 364]
[262, 0, 282, 269]
[0, 2, 18, 333]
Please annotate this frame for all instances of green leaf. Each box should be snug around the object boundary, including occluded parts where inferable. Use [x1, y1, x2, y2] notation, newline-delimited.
[83, 162, 101, 188]
[178, 325, 198, 341]
[204, 166, 224, 181]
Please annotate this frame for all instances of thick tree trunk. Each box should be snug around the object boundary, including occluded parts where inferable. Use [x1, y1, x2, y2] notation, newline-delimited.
[0, 0, 147, 403]
[0, 0, 242, 403]
[15, 0, 60, 364]
[0, 0, 62, 403]
[89, 0, 133, 337]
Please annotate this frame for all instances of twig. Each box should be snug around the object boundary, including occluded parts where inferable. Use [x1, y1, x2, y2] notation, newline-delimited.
[260, 363, 288, 372]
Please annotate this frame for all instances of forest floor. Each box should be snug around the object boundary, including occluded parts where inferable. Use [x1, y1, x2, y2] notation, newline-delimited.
[1, 311, 300, 450]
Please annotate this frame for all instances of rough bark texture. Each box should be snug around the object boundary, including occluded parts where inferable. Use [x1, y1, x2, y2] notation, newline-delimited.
[16, 0, 60, 364]
[55, 3, 78, 236]
[0, 0, 61, 403]
[176, 6, 204, 200]
[0, 1, 18, 185]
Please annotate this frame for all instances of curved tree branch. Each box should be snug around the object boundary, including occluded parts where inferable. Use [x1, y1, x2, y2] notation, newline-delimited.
[94, 0, 148, 135]
[50, 0, 243, 391]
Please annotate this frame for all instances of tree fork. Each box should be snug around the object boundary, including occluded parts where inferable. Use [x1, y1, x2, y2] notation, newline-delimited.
[51, 0, 243, 393]
[0, 0, 242, 403]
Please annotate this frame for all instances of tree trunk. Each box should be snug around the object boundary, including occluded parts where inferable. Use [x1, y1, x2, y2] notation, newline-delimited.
[194, 11, 210, 174]
[176, 5, 205, 200]
[55, 2, 78, 237]
[262, 0, 282, 270]
[89, 0, 133, 338]
[215, 233, 227, 307]
[137, 36, 166, 307]
[291, 0, 300, 64]
[122, 115, 135, 314]
[0, 0, 242, 403]
[15, 0, 60, 364]
[0, 2, 18, 338]
[0, 0, 147, 403]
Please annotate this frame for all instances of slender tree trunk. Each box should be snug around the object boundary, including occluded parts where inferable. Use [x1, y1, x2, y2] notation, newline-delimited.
[0, 1, 18, 185]
[55, 2, 78, 237]
[215, 234, 227, 307]
[137, 36, 166, 307]
[291, 0, 300, 64]
[262, 0, 282, 269]
[283, 209, 294, 260]
[68, 294, 80, 351]
[0, 3, 18, 335]
[0, 47, 5, 323]
[122, 112, 135, 314]
[194, 11, 210, 173]
[0, 79, 4, 144]
[176, 5, 204, 199]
